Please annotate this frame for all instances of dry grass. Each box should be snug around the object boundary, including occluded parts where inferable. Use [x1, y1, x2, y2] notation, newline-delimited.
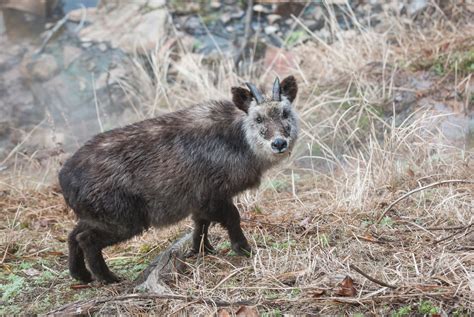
[1, 2, 473, 315]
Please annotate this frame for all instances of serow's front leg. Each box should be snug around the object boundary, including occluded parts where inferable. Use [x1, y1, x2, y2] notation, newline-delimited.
[191, 217, 215, 254]
[220, 202, 252, 257]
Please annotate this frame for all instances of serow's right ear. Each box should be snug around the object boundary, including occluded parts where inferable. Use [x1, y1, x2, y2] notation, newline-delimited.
[231, 87, 253, 113]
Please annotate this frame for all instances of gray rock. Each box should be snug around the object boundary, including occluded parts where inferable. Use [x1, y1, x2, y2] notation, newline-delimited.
[30, 54, 59, 81]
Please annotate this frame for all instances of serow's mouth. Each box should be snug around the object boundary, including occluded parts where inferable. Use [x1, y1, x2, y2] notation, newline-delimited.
[272, 148, 288, 154]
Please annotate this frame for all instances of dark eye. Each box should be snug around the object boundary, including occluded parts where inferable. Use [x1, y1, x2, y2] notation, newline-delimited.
[282, 110, 289, 119]
[256, 116, 263, 124]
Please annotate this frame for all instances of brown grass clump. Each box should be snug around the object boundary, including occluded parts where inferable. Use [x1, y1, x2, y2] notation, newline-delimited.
[1, 2, 473, 316]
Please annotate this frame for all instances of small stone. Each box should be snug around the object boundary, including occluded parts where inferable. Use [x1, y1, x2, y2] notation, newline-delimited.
[81, 41, 92, 48]
[210, 1, 221, 9]
[79, 78, 87, 91]
[267, 14, 281, 25]
[253, 4, 270, 13]
[225, 25, 234, 33]
[264, 25, 278, 35]
[220, 12, 232, 24]
[98, 43, 107, 52]
[147, 0, 166, 9]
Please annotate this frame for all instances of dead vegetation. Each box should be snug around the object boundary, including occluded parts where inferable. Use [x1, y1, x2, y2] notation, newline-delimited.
[1, 1, 473, 316]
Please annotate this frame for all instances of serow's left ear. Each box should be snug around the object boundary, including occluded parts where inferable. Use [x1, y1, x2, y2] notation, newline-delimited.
[280, 75, 298, 103]
[231, 87, 253, 113]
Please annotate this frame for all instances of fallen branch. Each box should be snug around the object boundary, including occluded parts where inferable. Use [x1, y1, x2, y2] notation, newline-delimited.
[433, 227, 474, 245]
[48, 293, 255, 315]
[376, 179, 474, 224]
[349, 264, 397, 289]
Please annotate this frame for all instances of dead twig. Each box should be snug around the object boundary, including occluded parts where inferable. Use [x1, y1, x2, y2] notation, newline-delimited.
[349, 264, 397, 289]
[376, 180, 474, 224]
[48, 293, 256, 315]
[433, 227, 474, 245]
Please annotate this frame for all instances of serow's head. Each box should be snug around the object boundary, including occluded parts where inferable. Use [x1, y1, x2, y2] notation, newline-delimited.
[232, 75, 299, 161]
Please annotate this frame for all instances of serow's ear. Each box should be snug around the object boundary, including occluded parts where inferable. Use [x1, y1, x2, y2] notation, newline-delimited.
[280, 75, 298, 103]
[231, 87, 253, 113]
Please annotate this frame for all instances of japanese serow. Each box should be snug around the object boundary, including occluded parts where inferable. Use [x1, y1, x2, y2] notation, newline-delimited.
[59, 76, 299, 283]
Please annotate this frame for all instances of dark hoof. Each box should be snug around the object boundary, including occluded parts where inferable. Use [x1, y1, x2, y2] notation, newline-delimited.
[232, 241, 252, 257]
[96, 272, 122, 284]
[71, 270, 93, 284]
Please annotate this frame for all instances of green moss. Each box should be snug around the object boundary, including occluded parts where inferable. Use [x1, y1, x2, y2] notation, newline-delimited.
[380, 216, 394, 228]
[418, 300, 439, 315]
[0, 274, 25, 303]
[391, 305, 412, 317]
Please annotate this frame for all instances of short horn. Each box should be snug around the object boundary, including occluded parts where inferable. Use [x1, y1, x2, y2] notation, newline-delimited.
[245, 82, 264, 104]
[272, 77, 281, 101]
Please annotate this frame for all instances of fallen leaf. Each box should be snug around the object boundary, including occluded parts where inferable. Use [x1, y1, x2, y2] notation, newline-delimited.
[308, 289, 325, 298]
[336, 275, 357, 297]
[236, 306, 259, 317]
[407, 168, 415, 178]
[276, 270, 306, 285]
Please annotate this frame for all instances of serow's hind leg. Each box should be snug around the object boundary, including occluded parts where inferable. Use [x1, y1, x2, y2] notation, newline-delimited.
[76, 225, 139, 284]
[68, 221, 93, 283]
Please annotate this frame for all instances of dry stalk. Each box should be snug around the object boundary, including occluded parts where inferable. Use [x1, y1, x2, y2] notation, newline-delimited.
[376, 180, 474, 224]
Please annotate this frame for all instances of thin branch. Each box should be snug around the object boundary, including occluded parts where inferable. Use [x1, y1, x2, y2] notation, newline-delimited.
[433, 227, 474, 245]
[349, 264, 397, 289]
[376, 180, 474, 224]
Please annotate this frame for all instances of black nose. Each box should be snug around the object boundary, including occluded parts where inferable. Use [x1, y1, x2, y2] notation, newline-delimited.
[271, 138, 288, 152]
